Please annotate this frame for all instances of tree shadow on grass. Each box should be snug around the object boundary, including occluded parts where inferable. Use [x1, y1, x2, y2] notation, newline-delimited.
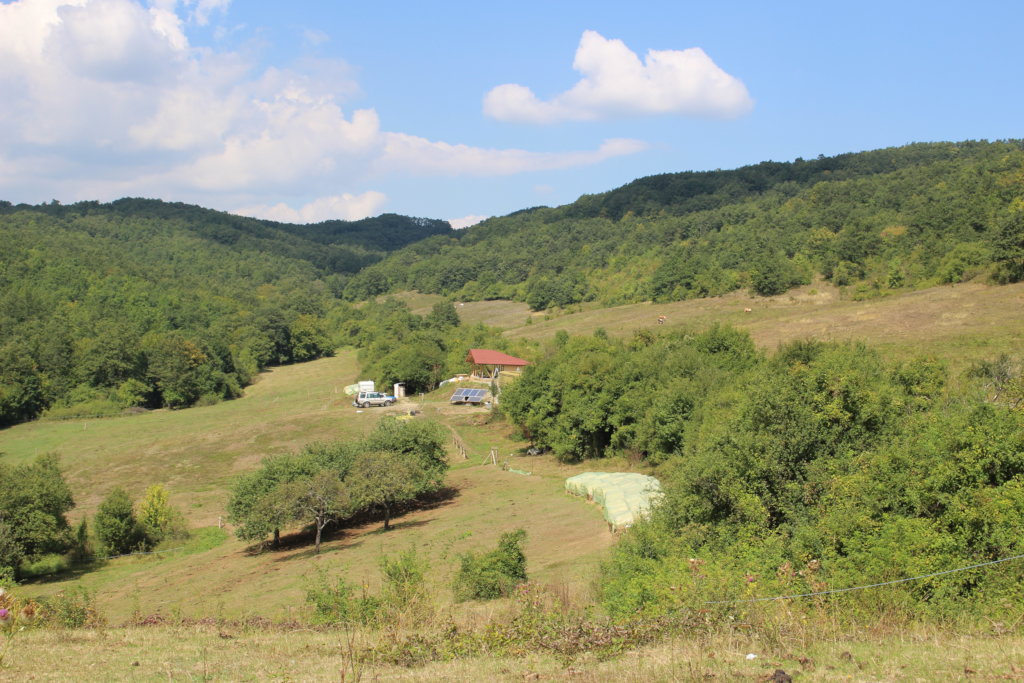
[272, 536, 366, 562]
[260, 485, 461, 559]
[19, 557, 108, 585]
[246, 527, 364, 559]
[364, 519, 431, 536]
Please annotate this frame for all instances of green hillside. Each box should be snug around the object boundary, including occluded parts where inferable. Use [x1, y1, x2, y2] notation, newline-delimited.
[344, 140, 1024, 307]
[0, 199, 450, 426]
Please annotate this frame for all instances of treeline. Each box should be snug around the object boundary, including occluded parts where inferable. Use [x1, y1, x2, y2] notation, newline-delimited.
[501, 326, 1024, 618]
[344, 140, 1024, 307]
[0, 201, 449, 426]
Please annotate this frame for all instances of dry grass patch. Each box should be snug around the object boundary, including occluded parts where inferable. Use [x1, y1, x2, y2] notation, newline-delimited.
[7, 619, 1024, 681]
[500, 281, 1024, 368]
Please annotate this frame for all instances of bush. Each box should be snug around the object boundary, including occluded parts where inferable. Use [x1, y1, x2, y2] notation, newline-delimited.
[93, 488, 144, 556]
[305, 569, 379, 626]
[0, 523, 24, 580]
[453, 529, 528, 601]
[137, 485, 186, 545]
[18, 554, 71, 579]
[378, 548, 430, 622]
[304, 549, 430, 626]
[39, 587, 104, 629]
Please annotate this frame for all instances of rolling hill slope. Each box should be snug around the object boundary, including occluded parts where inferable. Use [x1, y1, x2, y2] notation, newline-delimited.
[344, 140, 1024, 308]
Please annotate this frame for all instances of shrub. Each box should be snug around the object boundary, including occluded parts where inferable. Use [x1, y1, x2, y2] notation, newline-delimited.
[305, 549, 431, 626]
[453, 529, 528, 601]
[0, 523, 24, 580]
[39, 587, 104, 629]
[137, 485, 186, 545]
[378, 548, 431, 623]
[93, 488, 144, 556]
[304, 569, 379, 626]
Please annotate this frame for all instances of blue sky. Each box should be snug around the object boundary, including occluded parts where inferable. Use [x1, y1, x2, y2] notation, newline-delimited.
[1, 0, 1021, 227]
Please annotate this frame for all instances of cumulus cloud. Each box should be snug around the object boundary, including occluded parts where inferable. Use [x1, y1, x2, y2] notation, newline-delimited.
[484, 30, 753, 124]
[448, 214, 489, 230]
[234, 191, 388, 223]
[0, 1, 650, 213]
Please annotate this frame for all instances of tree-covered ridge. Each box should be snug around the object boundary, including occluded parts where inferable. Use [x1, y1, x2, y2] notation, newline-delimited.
[0, 199, 451, 426]
[0, 198, 451, 277]
[343, 140, 1024, 306]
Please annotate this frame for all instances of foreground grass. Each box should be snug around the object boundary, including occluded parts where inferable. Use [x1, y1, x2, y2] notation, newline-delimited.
[6, 618, 1024, 681]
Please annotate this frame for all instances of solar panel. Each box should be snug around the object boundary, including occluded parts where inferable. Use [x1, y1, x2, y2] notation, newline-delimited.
[450, 388, 488, 403]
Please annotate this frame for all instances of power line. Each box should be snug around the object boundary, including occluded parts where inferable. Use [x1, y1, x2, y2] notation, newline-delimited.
[703, 553, 1024, 605]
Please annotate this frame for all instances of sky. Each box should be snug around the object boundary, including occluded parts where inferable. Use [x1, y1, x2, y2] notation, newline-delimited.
[1, 1, 1022, 229]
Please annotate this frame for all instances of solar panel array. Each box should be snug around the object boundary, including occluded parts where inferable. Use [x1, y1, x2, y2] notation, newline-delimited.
[450, 388, 488, 404]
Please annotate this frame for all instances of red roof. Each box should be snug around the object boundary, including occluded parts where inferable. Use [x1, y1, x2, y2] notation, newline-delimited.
[467, 349, 530, 366]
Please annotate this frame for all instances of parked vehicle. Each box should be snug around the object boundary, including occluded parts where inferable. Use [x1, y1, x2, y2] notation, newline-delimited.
[353, 391, 395, 408]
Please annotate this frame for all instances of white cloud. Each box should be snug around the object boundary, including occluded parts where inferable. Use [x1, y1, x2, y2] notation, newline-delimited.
[234, 191, 388, 223]
[448, 214, 489, 230]
[0, 1, 651, 214]
[189, 0, 229, 26]
[484, 30, 753, 124]
[378, 135, 648, 176]
[303, 28, 329, 47]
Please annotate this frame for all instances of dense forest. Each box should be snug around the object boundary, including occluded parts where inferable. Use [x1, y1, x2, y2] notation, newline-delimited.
[343, 140, 1024, 307]
[500, 327, 1024, 618]
[0, 199, 449, 426]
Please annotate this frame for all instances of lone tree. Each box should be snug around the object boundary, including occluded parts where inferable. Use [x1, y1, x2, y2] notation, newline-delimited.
[347, 451, 424, 531]
[277, 470, 352, 553]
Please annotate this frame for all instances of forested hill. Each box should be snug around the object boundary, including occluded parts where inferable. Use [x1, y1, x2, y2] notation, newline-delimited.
[0, 199, 449, 426]
[0, 198, 450, 275]
[342, 140, 1024, 307]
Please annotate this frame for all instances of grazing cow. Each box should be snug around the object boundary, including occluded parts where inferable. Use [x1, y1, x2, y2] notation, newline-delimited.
[744, 307, 752, 313]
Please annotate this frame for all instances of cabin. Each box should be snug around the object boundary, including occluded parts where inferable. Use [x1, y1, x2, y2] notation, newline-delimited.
[466, 348, 530, 380]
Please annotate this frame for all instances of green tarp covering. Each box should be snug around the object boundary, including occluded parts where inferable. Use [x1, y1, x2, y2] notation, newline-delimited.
[565, 472, 662, 531]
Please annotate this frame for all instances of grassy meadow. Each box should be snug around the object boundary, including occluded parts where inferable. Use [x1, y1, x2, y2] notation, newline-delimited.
[3, 281, 1024, 680]
[399, 279, 1024, 371]
[1, 349, 621, 625]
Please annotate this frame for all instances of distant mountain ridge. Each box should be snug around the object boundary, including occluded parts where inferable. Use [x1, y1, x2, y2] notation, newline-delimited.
[0, 198, 451, 274]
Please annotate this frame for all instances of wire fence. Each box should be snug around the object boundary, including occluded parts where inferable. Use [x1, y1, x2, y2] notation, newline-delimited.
[703, 552, 1024, 605]
[96, 546, 185, 562]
